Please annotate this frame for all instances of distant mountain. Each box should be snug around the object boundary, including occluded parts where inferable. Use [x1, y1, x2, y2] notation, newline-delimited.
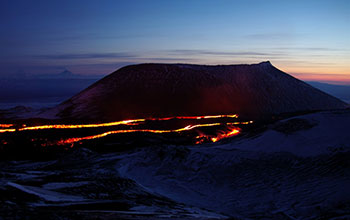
[0, 71, 103, 109]
[0, 70, 102, 79]
[35, 70, 100, 79]
[53, 70, 74, 78]
[45, 61, 347, 121]
[307, 81, 350, 104]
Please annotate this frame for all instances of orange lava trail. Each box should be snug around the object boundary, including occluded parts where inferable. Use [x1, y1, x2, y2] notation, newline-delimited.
[226, 121, 254, 125]
[18, 119, 146, 131]
[0, 114, 250, 145]
[0, 129, 16, 133]
[210, 127, 241, 142]
[16, 114, 239, 131]
[150, 114, 238, 121]
[0, 124, 14, 128]
[56, 122, 236, 145]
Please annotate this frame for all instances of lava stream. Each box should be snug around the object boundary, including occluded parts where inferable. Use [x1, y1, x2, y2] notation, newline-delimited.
[0, 114, 251, 145]
[0, 129, 16, 133]
[0, 124, 14, 128]
[56, 123, 240, 145]
[15, 114, 239, 131]
[18, 119, 146, 131]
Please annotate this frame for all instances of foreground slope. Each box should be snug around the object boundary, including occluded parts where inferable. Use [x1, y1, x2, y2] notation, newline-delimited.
[49, 61, 346, 121]
[117, 109, 350, 219]
[1, 110, 349, 219]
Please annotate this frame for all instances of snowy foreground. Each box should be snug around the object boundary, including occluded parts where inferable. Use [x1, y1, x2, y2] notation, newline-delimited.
[1, 110, 350, 219]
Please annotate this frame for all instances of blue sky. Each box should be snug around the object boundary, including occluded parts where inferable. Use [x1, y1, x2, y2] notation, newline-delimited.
[0, 0, 349, 83]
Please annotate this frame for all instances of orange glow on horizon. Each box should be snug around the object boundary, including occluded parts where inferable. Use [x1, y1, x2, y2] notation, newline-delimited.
[273, 63, 350, 85]
[291, 72, 350, 85]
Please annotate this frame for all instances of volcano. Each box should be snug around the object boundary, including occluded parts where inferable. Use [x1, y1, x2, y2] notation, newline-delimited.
[49, 61, 347, 121]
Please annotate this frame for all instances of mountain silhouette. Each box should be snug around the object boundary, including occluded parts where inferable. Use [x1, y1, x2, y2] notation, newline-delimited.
[48, 61, 347, 121]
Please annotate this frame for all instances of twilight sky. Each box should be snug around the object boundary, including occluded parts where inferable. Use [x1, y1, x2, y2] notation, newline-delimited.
[1, 0, 349, 84]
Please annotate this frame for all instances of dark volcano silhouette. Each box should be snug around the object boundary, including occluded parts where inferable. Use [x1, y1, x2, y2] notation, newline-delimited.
[50, 61, 347, 121]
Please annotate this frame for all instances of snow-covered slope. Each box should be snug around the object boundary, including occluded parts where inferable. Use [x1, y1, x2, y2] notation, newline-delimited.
[1, 110, 349, 219]
[219, 109, 350, 156]
[44, 61, 347, 121]
[116, 109, 350, 219]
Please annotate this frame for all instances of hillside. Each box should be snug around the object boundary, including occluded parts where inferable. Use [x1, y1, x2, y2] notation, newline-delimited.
[46, 61, 347, 121]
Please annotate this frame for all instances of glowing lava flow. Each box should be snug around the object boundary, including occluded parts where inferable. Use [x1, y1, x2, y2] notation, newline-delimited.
[0, 129, 16, 133]
[0, 124, 14, 128]
[18, 119, 146, 131]
[227, 121, 254, 125]
[210, 127, 241, 142]
[0, 114, 251, 146]
[17, 114, 238, 131]
[149, 114, 238, 121]
[0, 124, 15, 132]
[55, 123, 238, 145]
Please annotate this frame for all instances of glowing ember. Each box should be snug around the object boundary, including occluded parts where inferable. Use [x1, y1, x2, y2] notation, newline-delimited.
[210, 127, 241, 142]
[194, 126, 241, 144]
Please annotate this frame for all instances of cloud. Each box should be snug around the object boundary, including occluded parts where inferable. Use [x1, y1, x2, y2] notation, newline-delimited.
[31, 49, 288, 63]
[35, 52, 137, 60]
[274, 47, 347, 52]
[244, 33, 296, 40]
[142, 57, 198, 62]
[165, 49, 282, 57]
